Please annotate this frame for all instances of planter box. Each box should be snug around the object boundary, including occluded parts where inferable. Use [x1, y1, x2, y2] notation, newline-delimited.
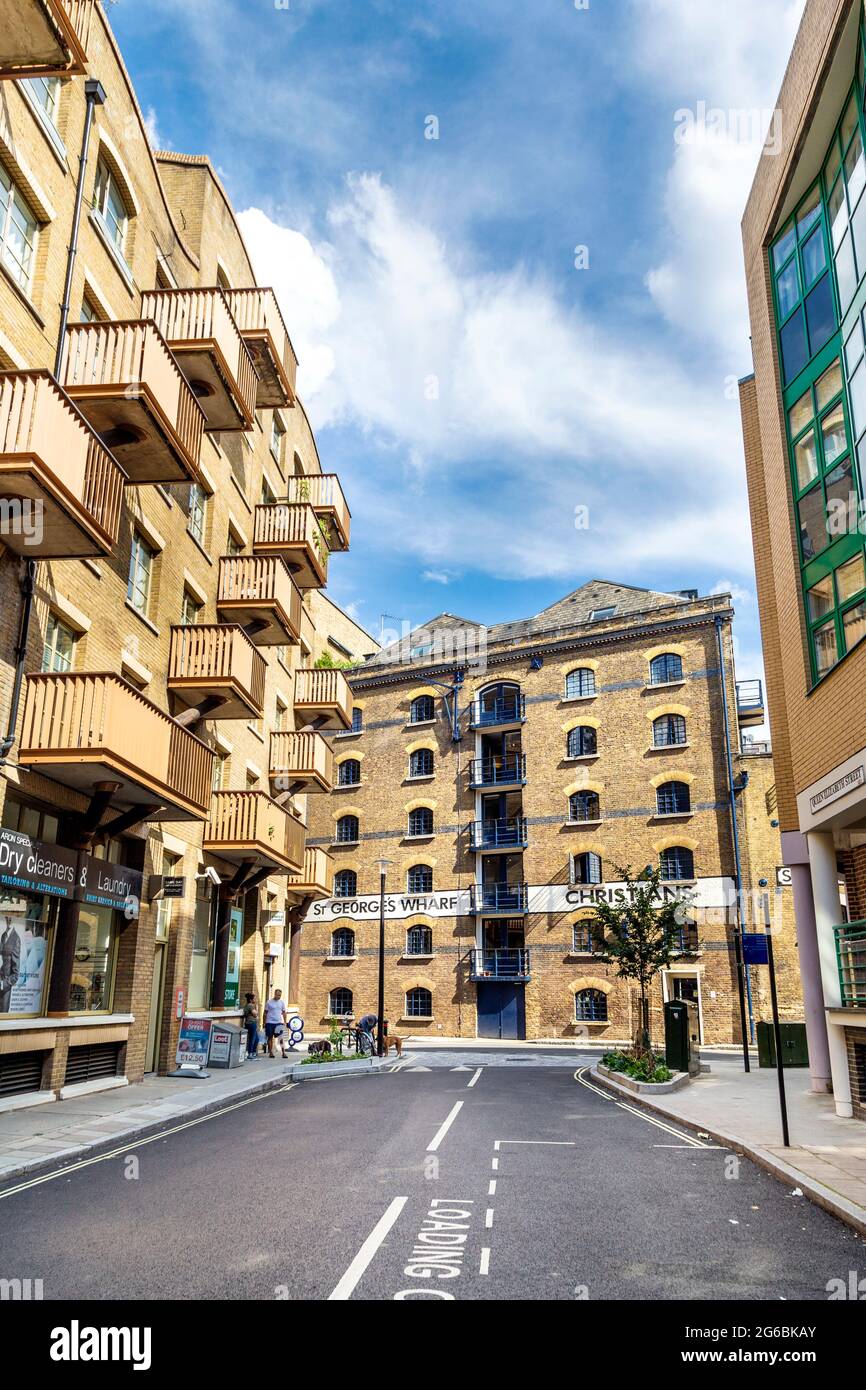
[285, 1056, 386, 1082]
[596, 1062, 693, 1095]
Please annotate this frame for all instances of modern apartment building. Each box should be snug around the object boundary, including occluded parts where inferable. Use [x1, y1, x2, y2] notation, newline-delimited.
[740, 0, 866, 1118]
[297, 582, 801, 1044]
[0, 1, 354, 1102]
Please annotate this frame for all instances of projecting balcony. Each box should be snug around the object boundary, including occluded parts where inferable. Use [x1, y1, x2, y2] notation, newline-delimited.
[287, 846, 333, 900]
[61, 322, 205, 485]
[223, 288, 298, 409]
[217, 555, 302, 647]
[167, 624, 266, 721]
[836, 922, 866, 1007]
[0, 371, 125, 557]
[469, 948, 531, 981]
[253, 502, 329, 588]
[469, 818, 528, 853]
[736, 679, 765, 728]
[293, 667, 353, 731]
[0, 0, 94, 78]
[204, 791, 305, 873]
[19, 673, 214, 821]
[269, 730, 334, 794]
[468, 883, 529, 916]
[140, 288, 258, 432]
[286, 474, 351, 551]
[468, 755, 527, 790]
[469, 695, 526, 730]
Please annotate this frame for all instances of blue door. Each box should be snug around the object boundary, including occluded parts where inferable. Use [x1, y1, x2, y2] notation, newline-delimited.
[477, 983, 525, 1040]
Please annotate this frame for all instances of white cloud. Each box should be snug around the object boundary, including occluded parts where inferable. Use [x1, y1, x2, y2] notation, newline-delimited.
[712, 578, 753, 606]
[143, 106, 168, 151]
[422, 570, 453, 585]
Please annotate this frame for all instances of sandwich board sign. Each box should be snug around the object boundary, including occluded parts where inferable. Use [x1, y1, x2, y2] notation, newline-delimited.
[169, 1017, 212, 1078]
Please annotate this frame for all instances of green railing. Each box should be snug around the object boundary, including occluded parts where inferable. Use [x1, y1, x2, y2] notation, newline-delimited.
[835, 921, 866, 1006]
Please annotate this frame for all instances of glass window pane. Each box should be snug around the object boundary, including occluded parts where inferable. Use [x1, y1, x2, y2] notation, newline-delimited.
[821, 402, 847, 466]
[850, 360, 866, 441]
[816, 359, 843, 410]
[801, 225, 827, 288]
[813, 619, 838, 676]
[772, 223, 796, 271]
[805, 273, 836, 355]
[825, 142, 842, 194]
[825, 459, 855, 544]
[788, 388, 814, 437]
[780, 309, 809, 385]
[843, 599, 866, 651]
[837, 553, 866, 603]
[830, 176, 848, 249]
[853, 191, 866, 295]
[842, 94, 859, 150]
[798, 484, 829, 559]
[797, 185, 822, 239]
[776, 259, 800, 318]
[836, 231, 858, 312]
[68, 905, 114, 1012]
[846, 318, 865, 374]
[794, 427, 819, 489]
[807, 575, 834, 622]
[846, 127, 866, 208]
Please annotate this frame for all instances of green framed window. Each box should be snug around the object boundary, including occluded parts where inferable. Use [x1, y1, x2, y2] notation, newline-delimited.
[771, 184, 836, 387]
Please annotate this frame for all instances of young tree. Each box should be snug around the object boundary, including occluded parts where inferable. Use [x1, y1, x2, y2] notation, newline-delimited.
[592, 864, 681, 1053]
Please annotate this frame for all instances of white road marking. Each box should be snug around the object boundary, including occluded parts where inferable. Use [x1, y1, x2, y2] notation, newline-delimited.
[488, 1179, 497, 1195]
[485, 1208, 494, 1228]
[467, 1067, 483, 1088]
[575, 1066, 710, 1150]
[426, 1100, 464, 1152]
[328, 1196, 408, 1301]
[479, 1247, 491, 1276]
[493, 1140, 501, 1152]
[450, 1065, 472, 1072]
[491, 1157, 499, 1171]
[496, 1139, 576, 1146]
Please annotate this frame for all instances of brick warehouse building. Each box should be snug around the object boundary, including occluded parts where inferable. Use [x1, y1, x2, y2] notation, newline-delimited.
[298, 582, 803, 1045]
[0, 1, 357, 1103]
[740, 0, 866, 1118]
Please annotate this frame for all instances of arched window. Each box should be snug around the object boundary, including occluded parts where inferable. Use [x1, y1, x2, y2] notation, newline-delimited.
[329, 987, 353, 1018]
[409, 748, 434, 779]
[350, 707, 363, 733]
[338, 759, 361, 787]
[668, 919, 699, 953]
[650, 653, 684, 685]
[406, 986, 433, 1018]
[571, 851, 603, 885]
[656, 781, 691, 815]
[408, 807, 434, 838]
[407, 864, 433, 893]
[575, 988, 608, 1022]
[568, 791, 600, 823]
[653, 714, 687, 747]
[572, 920, 603, 954]
[565, 668, 596, 699]
[335, 814, 359, 844]
[331, 927, 355, 958]
[334, 869, 357, 898]
[659, 846, 695, 881]
[406, 925, 433, 956]
[567, 725, 598, 758]
[410, 695, 435, 723]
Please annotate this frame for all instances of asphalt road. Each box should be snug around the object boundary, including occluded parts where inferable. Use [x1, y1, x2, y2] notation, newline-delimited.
[0, 1062, 858, 1301]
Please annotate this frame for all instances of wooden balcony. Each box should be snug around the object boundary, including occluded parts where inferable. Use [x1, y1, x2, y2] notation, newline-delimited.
[62, 322, 205, 485]
[287, 846, 333, 900]
[253, 502, 328, 588]
[0, 371, 125, 557]
[269, 730, 334, 794]
[140, 288, 258, 432]
[0, 0, 95, 79]
[168, 624, 266, 721]
[286, 474, 350, 551]
[217, 555, 301, 647]
[299, 601, 316, 657]
[294, 667, 353, 731]
[204, 791, 305, 873]
[224, 288, 297, 409]
[19, 673, 214, 822]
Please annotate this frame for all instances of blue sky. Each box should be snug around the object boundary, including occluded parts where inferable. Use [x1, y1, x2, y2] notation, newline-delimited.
[111, 0, 806, 676]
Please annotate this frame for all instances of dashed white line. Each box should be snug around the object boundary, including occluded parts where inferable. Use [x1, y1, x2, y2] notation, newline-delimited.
[467, 1067, 483, 1088]
[479, 1247, 491, 1276]
[485, 1208, 494, 1228]
[488, 1179, 497, 1196]
[491, 1157, 499, 1171]
[328, 1196, 408, 1301]
[426, 1100, 464, 1153]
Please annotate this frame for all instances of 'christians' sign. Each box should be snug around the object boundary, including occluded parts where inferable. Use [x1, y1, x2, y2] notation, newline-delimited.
[306, 878, 736, 923]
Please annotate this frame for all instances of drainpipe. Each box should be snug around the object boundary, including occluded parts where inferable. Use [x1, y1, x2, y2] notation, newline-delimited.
[715, 614, 754, 1049]
[55, 78, 106, 379]
[0, 559, 37, 768]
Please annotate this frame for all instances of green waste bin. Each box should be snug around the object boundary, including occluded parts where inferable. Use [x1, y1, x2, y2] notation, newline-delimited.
[756, 1021, 809, 1068]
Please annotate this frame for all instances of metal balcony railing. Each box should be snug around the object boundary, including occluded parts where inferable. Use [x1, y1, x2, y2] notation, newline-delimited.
[469, 948, 531, 980]
[469, 818, 528, 851]
[836, 922, 866, 1007]
[469, 695, 526, 728]
[468, 755, 526, 787]
[468, 883, 529, 914]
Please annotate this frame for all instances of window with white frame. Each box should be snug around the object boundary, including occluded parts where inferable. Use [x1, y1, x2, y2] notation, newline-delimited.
[25, 77, 61, 129]
[180, 588, 202, 626]
[270, 415, 285, 464]
[93, 158, 129, 257]
[127, 531, 155, 616]
[188, 483, 207, 546]
[42, 614, 75, 673]
[0, 162, 38, 293]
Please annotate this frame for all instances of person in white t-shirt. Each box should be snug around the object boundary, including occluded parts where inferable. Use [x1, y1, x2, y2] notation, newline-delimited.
[264, 989, 288, 1058]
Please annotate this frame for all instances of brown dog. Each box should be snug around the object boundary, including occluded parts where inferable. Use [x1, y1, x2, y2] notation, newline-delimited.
[383, 1034, 403, 1057]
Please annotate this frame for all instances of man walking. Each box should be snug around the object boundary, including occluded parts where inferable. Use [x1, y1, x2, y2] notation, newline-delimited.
[263, 988, 288, 1058]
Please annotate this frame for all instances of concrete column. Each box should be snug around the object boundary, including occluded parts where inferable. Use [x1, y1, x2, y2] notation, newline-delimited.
[789, 862, 832, 1093]
[807, 830, 853, 1117]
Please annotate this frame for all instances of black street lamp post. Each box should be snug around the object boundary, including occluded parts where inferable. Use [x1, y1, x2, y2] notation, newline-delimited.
[374, 858, 393, 1057]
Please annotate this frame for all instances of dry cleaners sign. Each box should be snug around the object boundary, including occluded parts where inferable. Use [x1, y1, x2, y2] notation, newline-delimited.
[0, 829, 141, 918]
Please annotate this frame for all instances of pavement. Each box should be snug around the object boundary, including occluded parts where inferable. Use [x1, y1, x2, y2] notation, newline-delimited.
[0, 1063, 860, 1300]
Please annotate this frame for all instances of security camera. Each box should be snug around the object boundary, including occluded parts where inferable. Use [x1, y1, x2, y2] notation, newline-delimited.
[196, 866, 222, 887]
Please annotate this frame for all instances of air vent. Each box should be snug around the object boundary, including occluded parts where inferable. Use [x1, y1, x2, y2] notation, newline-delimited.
[64, 1042, 122, 1087]
[0, 1050, 46, 1099]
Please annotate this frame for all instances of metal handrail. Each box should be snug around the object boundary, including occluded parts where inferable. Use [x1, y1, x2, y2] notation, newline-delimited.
[835, 921, 866, 1007]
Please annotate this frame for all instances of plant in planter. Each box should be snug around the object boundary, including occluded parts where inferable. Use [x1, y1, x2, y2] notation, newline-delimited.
[593, 863, 680, 1053]
[602, 1048, 672, 1084]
